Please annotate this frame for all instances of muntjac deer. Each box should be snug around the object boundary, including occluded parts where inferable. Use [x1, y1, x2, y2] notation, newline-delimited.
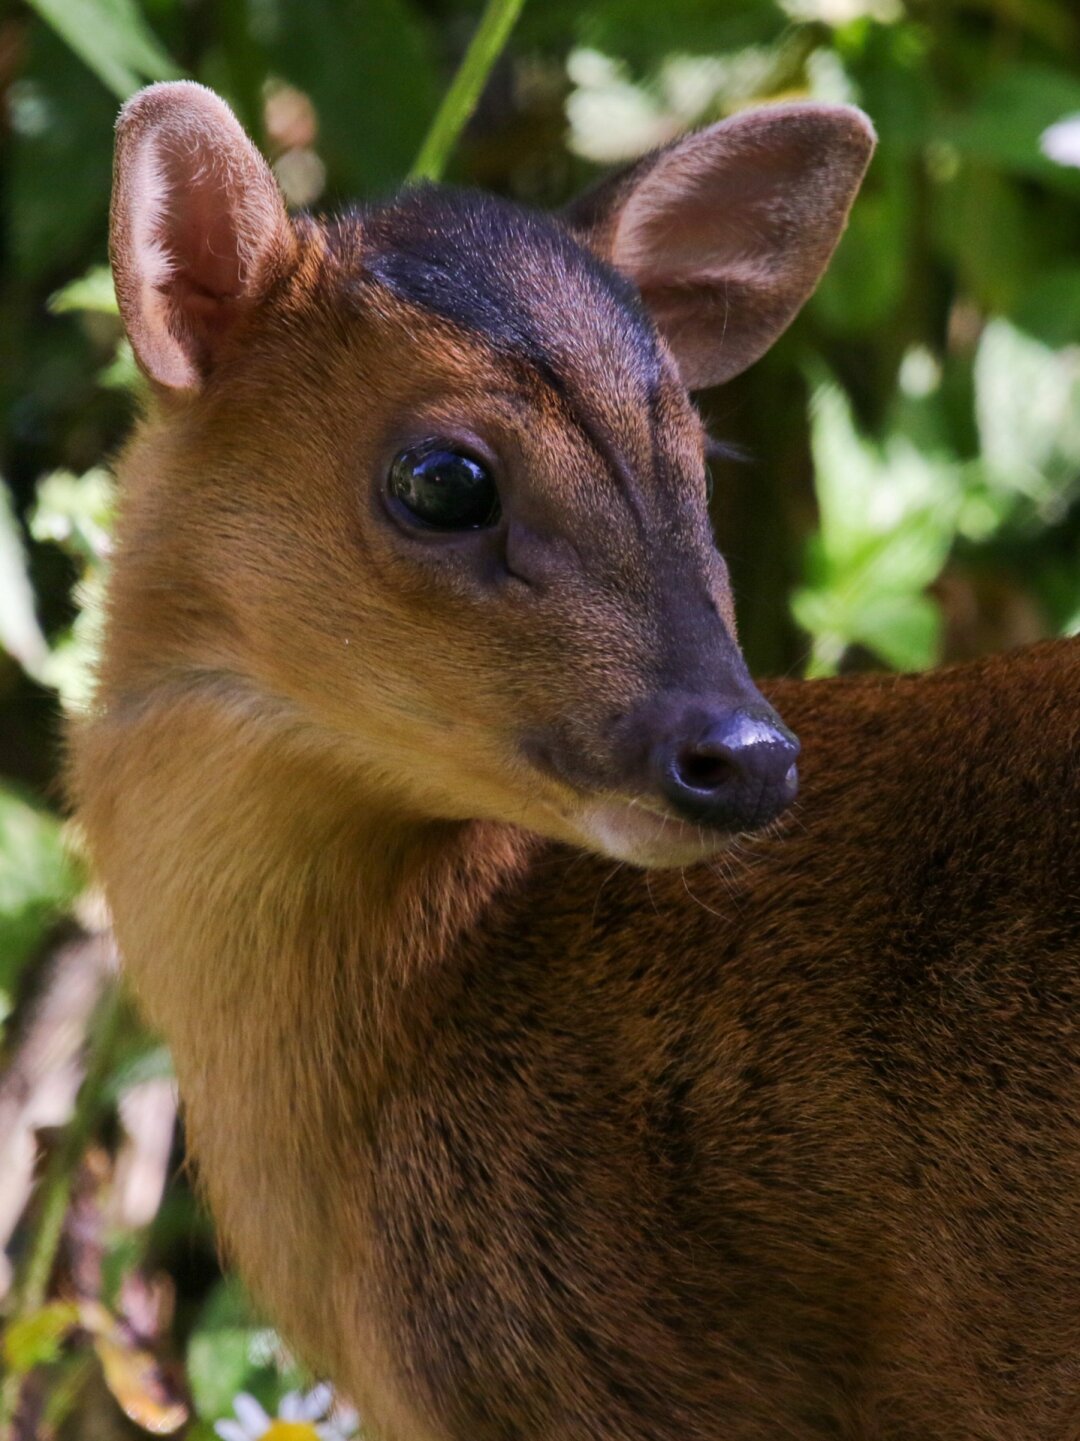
[72, 81, 1080, 1441]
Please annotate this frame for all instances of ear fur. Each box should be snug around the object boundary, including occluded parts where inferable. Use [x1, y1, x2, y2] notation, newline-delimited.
[566, 103, 876, 389]
[110, 81, 296, 390]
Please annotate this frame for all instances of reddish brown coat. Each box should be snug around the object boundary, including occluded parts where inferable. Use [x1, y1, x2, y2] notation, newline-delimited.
[72, 83, 1080, 1440]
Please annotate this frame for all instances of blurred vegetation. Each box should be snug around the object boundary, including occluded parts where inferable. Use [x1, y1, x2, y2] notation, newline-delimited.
[0, 0, 1078, 1435]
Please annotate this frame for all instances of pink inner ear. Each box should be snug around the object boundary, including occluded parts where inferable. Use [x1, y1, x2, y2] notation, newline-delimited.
[114, 84, 294, 390]
[130, 132, 253, 384]
[604, 105, 876, 389]
[624, 150, 798, 292]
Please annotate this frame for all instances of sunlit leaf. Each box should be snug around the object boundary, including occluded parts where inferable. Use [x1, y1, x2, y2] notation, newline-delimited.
[49, 266, 119, 317]
[0, 479, 48, 681]
[851, 591, 941, 671]
[566, 50, 678, 162]
[2, 1302, 80, 1375]
[30, 469, 115, 566]
[794, 382, 962, 674]
[29, 470, 115, 712]
[781, 0, 902, 23]
[974, 319, 1080, 514]
[101, 341, 142, 394]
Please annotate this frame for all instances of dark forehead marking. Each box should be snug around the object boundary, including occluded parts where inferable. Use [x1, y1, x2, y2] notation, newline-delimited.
[328, 186, 669, 520]
[350, 183, 662, 384]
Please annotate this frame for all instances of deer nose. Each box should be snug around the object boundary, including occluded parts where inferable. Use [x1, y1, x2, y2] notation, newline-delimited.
[654, 709, 800, 831]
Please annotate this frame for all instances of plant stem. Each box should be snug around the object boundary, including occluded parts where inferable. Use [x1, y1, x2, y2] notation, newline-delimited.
[0, 980, 126, 1441]
[408, 0, 527, 183]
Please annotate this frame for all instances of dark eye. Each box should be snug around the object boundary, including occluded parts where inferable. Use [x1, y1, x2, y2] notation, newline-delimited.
[388, 443, 500, 531]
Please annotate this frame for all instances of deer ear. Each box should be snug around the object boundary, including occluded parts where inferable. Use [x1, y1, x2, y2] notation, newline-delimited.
[566, 103, 876, 390]
[110, 81, 297, 391]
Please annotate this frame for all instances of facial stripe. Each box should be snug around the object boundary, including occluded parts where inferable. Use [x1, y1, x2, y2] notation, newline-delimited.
[331, 186, 675, 517]
[355, 185, 659, 374]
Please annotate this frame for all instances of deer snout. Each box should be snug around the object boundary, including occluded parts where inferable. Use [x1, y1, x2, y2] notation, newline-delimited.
[652, 707, 800, 831]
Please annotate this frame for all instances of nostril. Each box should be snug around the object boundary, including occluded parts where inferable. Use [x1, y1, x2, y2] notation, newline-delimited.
[653, 706, 800, 830]
[674, 744, 737, 793]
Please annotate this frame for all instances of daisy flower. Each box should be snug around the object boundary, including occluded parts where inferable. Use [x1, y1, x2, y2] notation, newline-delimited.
[214, 1386, 360, 1441]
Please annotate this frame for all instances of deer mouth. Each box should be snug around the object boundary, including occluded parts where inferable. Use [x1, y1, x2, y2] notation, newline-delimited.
[564, 793, 748, 869]
[521, 699, 797, 867]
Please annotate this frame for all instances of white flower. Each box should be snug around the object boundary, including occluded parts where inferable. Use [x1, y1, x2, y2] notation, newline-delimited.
[1040, 115, 1080, 170]
[214, 1387, 360, 1441]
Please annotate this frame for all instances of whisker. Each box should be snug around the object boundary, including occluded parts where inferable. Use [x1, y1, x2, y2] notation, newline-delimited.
[704, 435, 753, 467]
[590, 861, 626, 929]
[680, 865, 729, 923]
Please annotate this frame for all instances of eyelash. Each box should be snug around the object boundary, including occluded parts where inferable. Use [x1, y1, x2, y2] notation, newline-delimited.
[704, 436, 751, 466]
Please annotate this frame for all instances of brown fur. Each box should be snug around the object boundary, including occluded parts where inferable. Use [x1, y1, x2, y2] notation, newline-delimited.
[72, 85, 1080, 1440]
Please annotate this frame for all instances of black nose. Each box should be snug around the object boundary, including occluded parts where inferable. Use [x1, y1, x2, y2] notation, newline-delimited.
[654, 708, 800, 830]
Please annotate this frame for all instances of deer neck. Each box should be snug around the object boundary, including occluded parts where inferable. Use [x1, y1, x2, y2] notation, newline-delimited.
[79, 677, 532, 1342]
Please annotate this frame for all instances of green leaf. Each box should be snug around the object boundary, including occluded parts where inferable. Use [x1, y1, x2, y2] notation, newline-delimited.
[793, 583, 943, 674]
[0, 788, 81, 1016]
[100, 341, 142, 394]
[188, 1326, 261, 1421]
[852, 591, 941, 672]
[410, 0, 528, 182]
[186, 1280, 305, 1422]
[2, 1301, 80, 1375]
[183, 1424, 221, 1441]
[25, 0, 180, 100]
[805, 384, 878, 568]
[49, 266, 119, 317]
[102, 1041, 174, 1106]
[30, 469, 115, 566]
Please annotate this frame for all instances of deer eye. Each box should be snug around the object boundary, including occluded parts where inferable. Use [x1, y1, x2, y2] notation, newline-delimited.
[388, 443, 501, 531]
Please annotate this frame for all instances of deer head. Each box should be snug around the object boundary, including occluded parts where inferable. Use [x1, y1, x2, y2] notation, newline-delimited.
[104, 82, 874, 867]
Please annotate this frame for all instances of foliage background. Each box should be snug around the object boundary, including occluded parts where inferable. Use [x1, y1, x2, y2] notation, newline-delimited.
[0, 0, 1078, 1435]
